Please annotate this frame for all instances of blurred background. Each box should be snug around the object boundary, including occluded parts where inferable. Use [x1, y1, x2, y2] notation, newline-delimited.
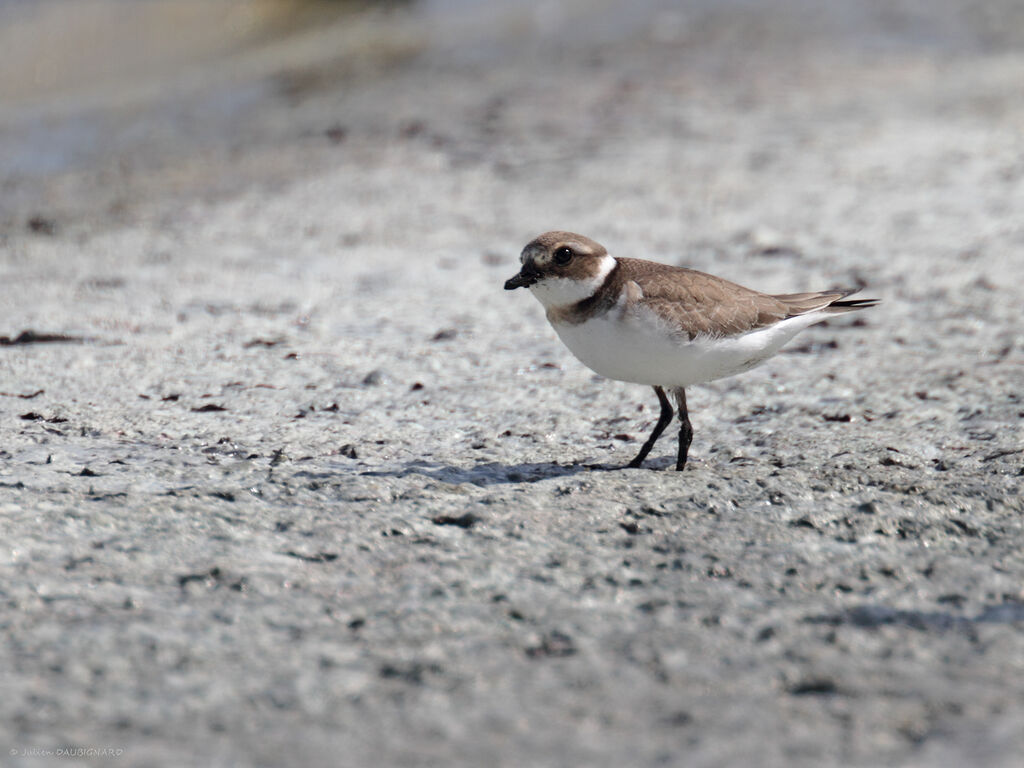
[3, 0, 1024, 237]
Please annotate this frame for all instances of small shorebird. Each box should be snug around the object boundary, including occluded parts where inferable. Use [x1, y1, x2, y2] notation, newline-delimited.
[504, 231, 878, 470]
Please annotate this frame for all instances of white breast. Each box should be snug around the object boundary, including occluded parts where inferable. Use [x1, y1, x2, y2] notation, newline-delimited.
[551, 308, 826, 388]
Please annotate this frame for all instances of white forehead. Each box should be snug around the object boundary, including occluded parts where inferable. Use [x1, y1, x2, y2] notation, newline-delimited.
[521, 239, 593, 266]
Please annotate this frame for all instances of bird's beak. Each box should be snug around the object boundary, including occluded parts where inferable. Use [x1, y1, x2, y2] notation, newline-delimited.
[504, 262, 541, 290]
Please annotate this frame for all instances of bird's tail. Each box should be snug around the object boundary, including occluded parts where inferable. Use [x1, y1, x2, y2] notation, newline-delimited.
[772, 289, 879, 317]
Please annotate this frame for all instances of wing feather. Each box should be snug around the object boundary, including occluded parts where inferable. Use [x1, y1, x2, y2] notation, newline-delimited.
[620, 259, 789, 338]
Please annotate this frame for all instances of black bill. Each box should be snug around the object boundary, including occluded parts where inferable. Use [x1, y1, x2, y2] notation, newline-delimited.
[504, 265, 541, 290]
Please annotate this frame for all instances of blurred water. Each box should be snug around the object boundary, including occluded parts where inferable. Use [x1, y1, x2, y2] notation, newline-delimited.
[3, 0, 1020, 113]
[0, 0, 395, 206]
[1, 0, 1022, 221]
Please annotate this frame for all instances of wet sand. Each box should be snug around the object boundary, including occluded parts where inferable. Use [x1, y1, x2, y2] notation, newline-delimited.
[2, 2, 1023, 766]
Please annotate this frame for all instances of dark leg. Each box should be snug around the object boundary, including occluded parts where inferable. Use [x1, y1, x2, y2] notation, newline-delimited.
[627, 386, 674, 469]
[672, 387, 693, 471]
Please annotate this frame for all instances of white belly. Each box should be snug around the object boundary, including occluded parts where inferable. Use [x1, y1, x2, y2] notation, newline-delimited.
[551, 311, 824, 387]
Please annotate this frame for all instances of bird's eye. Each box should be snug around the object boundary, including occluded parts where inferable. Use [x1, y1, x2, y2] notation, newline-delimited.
[553, 246, 573, 266]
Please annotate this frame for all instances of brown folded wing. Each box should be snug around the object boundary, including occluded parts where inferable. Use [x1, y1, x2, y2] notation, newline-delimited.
[620, 258, 856, 339]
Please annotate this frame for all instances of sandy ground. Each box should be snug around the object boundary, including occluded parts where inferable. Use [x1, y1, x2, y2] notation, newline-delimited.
[1, 2, 1023, 766]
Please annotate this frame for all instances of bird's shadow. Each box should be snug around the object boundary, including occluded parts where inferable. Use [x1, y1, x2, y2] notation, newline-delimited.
[360, 458, 640, 486]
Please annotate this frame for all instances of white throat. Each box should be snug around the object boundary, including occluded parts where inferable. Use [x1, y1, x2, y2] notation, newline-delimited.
[528, 253, 616, 310]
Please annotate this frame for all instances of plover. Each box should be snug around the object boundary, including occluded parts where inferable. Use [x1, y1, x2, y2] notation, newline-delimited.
[504, 231, 877, 470]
